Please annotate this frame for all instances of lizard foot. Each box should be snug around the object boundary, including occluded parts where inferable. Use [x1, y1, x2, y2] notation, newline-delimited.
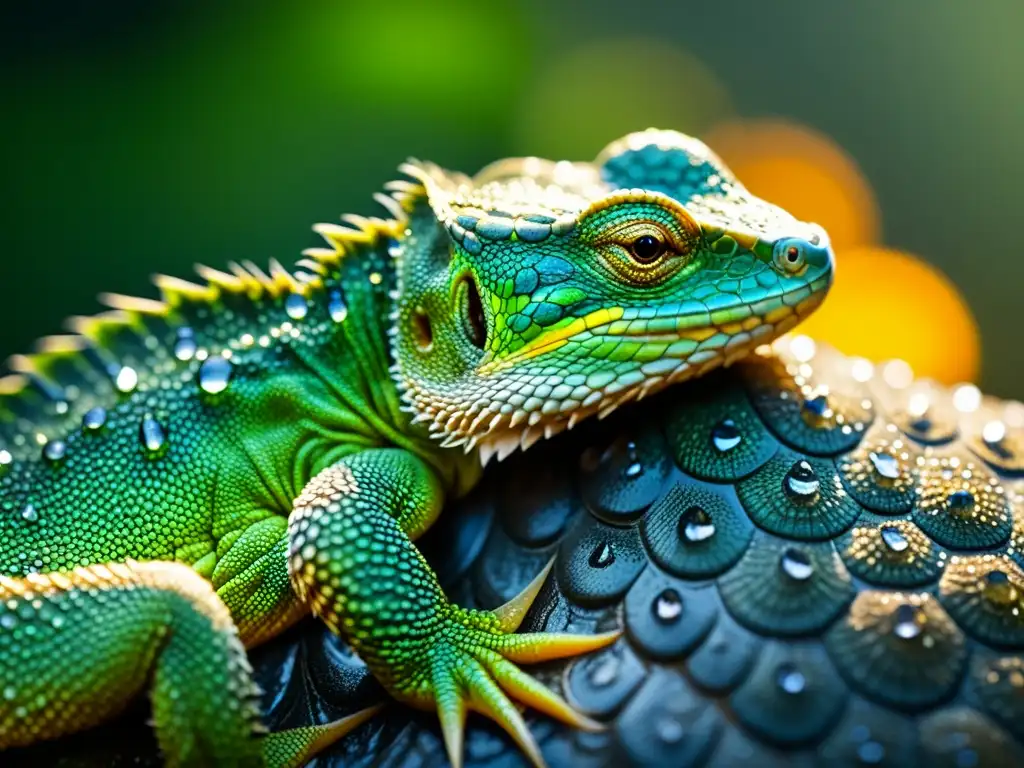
[262, 704, 384, 768]
[405, 561, 620, 768]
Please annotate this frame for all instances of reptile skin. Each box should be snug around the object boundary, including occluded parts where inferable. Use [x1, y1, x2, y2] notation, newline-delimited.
[0, 130, 832, 767]
[11, 340, 1024, 767]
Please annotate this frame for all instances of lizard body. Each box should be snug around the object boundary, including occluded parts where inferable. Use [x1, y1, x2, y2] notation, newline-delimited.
[0, 130, 833, 766]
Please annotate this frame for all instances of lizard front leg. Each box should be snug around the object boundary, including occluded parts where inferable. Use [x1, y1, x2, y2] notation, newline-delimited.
[287, 448, 618, 768]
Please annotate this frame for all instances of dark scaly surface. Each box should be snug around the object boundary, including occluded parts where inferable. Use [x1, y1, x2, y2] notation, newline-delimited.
[11, 338, 1024, 767]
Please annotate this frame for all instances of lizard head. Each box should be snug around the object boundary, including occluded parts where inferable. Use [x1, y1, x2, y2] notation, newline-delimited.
[390, 129, 834, 462]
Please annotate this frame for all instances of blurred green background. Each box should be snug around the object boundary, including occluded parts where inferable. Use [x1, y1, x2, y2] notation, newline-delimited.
[1, 0, 1022, 397]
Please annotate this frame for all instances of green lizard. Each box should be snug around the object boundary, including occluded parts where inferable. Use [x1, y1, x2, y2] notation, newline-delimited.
[0, 129, 833, 767]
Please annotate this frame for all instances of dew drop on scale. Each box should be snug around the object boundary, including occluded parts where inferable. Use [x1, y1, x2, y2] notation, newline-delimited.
[82, 407, 107, 432]
[775, 663, 806, 694]
[328, 290, 348, 323]
[652, 588, 683, 624]
[780, 548, 814, 581]
[711, 419, 742, 452]
[20, 504, 38, 523]
[892, 603, 924, 640]
[679, 507, 716, 543]
[869, 451, 901, 480]
[198, 356, 233, 395]
[588, 655, 618, 687]
[655, 715, 685, 744]
[115, 366, 138, 394]
[880, 525, 909, 553]
[784, 460, 821, 500]
[589, 541, 615, 568]
[802, 392, 830, 420]
[174, 328, 197, 362]
[946, 489, 974, 514]
[285, 292, 308, 321]
[140, 415, 167, 456]
[42, 440, 66, 464]
[623, 441, 644, 479]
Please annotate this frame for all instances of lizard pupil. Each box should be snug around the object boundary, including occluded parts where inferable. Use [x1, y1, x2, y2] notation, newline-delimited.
[631, 235, 664, 263]
[786, 246, 801, 262]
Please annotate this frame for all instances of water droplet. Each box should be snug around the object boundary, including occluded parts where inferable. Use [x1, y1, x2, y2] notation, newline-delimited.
[869, 451, 901, 480]
[803, 393, 830, 420]
[388, 242, 403, 258]
[2, 685, 15, 701]
[588, 541, 615, 569]
[20, 504, 38, 523]
[588, 655, 618, 687]
[0, 449, 11, 467]
[198, 356, 233, 395]
[775, 663, 806, 694]
[983, 570, 1019, 606]
[892, 603, 924, 640]
[784, 460, 820, 500]
[780, 548, 814, 581]
[983, 420, 1007, 446]
[623, 441, 643, 479]
[857, 740, 886, 765]
[140, 415, 167, 456]
[81, 407, 107, 432]
[42, 440, 66, 463]
[173, 328, 197, 361]
[115, 366, 138, 394]
[655, 715, 685, 743]
[328, 290, 348, 323]
[711, 419, 742, 452]
[652, 588, 683, 623]
[880, 525, 910, 553]
[679, 507, 716, 543]
[946, 489, 975, 514]
[285, 292, 308, 321]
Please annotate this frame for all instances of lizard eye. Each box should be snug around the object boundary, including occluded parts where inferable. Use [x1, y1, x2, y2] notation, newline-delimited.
[773, 239, 808, 274]
[630, 234, 665, 264]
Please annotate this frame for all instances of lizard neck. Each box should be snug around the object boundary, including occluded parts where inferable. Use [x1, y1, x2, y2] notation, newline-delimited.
[309, 233, 482, 498]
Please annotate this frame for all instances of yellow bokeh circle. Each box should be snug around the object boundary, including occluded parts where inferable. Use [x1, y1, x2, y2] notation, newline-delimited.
[703, 119, 880, 251]
[798, 246, 980, 385]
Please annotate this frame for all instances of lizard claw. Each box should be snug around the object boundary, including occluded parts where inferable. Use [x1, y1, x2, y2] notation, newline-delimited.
[411, 563, 619, 768]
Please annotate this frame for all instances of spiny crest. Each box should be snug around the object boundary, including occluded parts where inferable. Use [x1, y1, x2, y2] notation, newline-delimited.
[0, 186, 412, 443]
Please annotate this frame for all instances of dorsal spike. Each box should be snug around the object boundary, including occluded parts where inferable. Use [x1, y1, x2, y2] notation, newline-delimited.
[98, 293, 167, 315]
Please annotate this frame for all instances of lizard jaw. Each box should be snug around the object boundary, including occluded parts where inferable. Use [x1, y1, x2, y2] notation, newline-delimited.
[399, 274, 830, 466]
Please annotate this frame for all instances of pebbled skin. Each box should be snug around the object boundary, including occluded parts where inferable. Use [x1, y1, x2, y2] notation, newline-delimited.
[11, 338, 1024, 767]
[0, 130, 833, 766]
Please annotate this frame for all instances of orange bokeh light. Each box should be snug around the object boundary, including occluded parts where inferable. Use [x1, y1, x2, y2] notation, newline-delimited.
[799, 246, 980, 385]
[703, 119, 880, 251]
[705, 117, 980, 383]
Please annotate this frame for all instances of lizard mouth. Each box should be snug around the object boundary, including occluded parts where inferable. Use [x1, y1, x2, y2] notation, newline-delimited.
[472, 274, 830, 464]
[477, 273, 830, 377]
[598, 274, 831, 344]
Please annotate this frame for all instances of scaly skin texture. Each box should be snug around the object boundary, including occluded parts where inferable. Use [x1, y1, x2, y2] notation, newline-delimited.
[0, 129, 833, 767]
